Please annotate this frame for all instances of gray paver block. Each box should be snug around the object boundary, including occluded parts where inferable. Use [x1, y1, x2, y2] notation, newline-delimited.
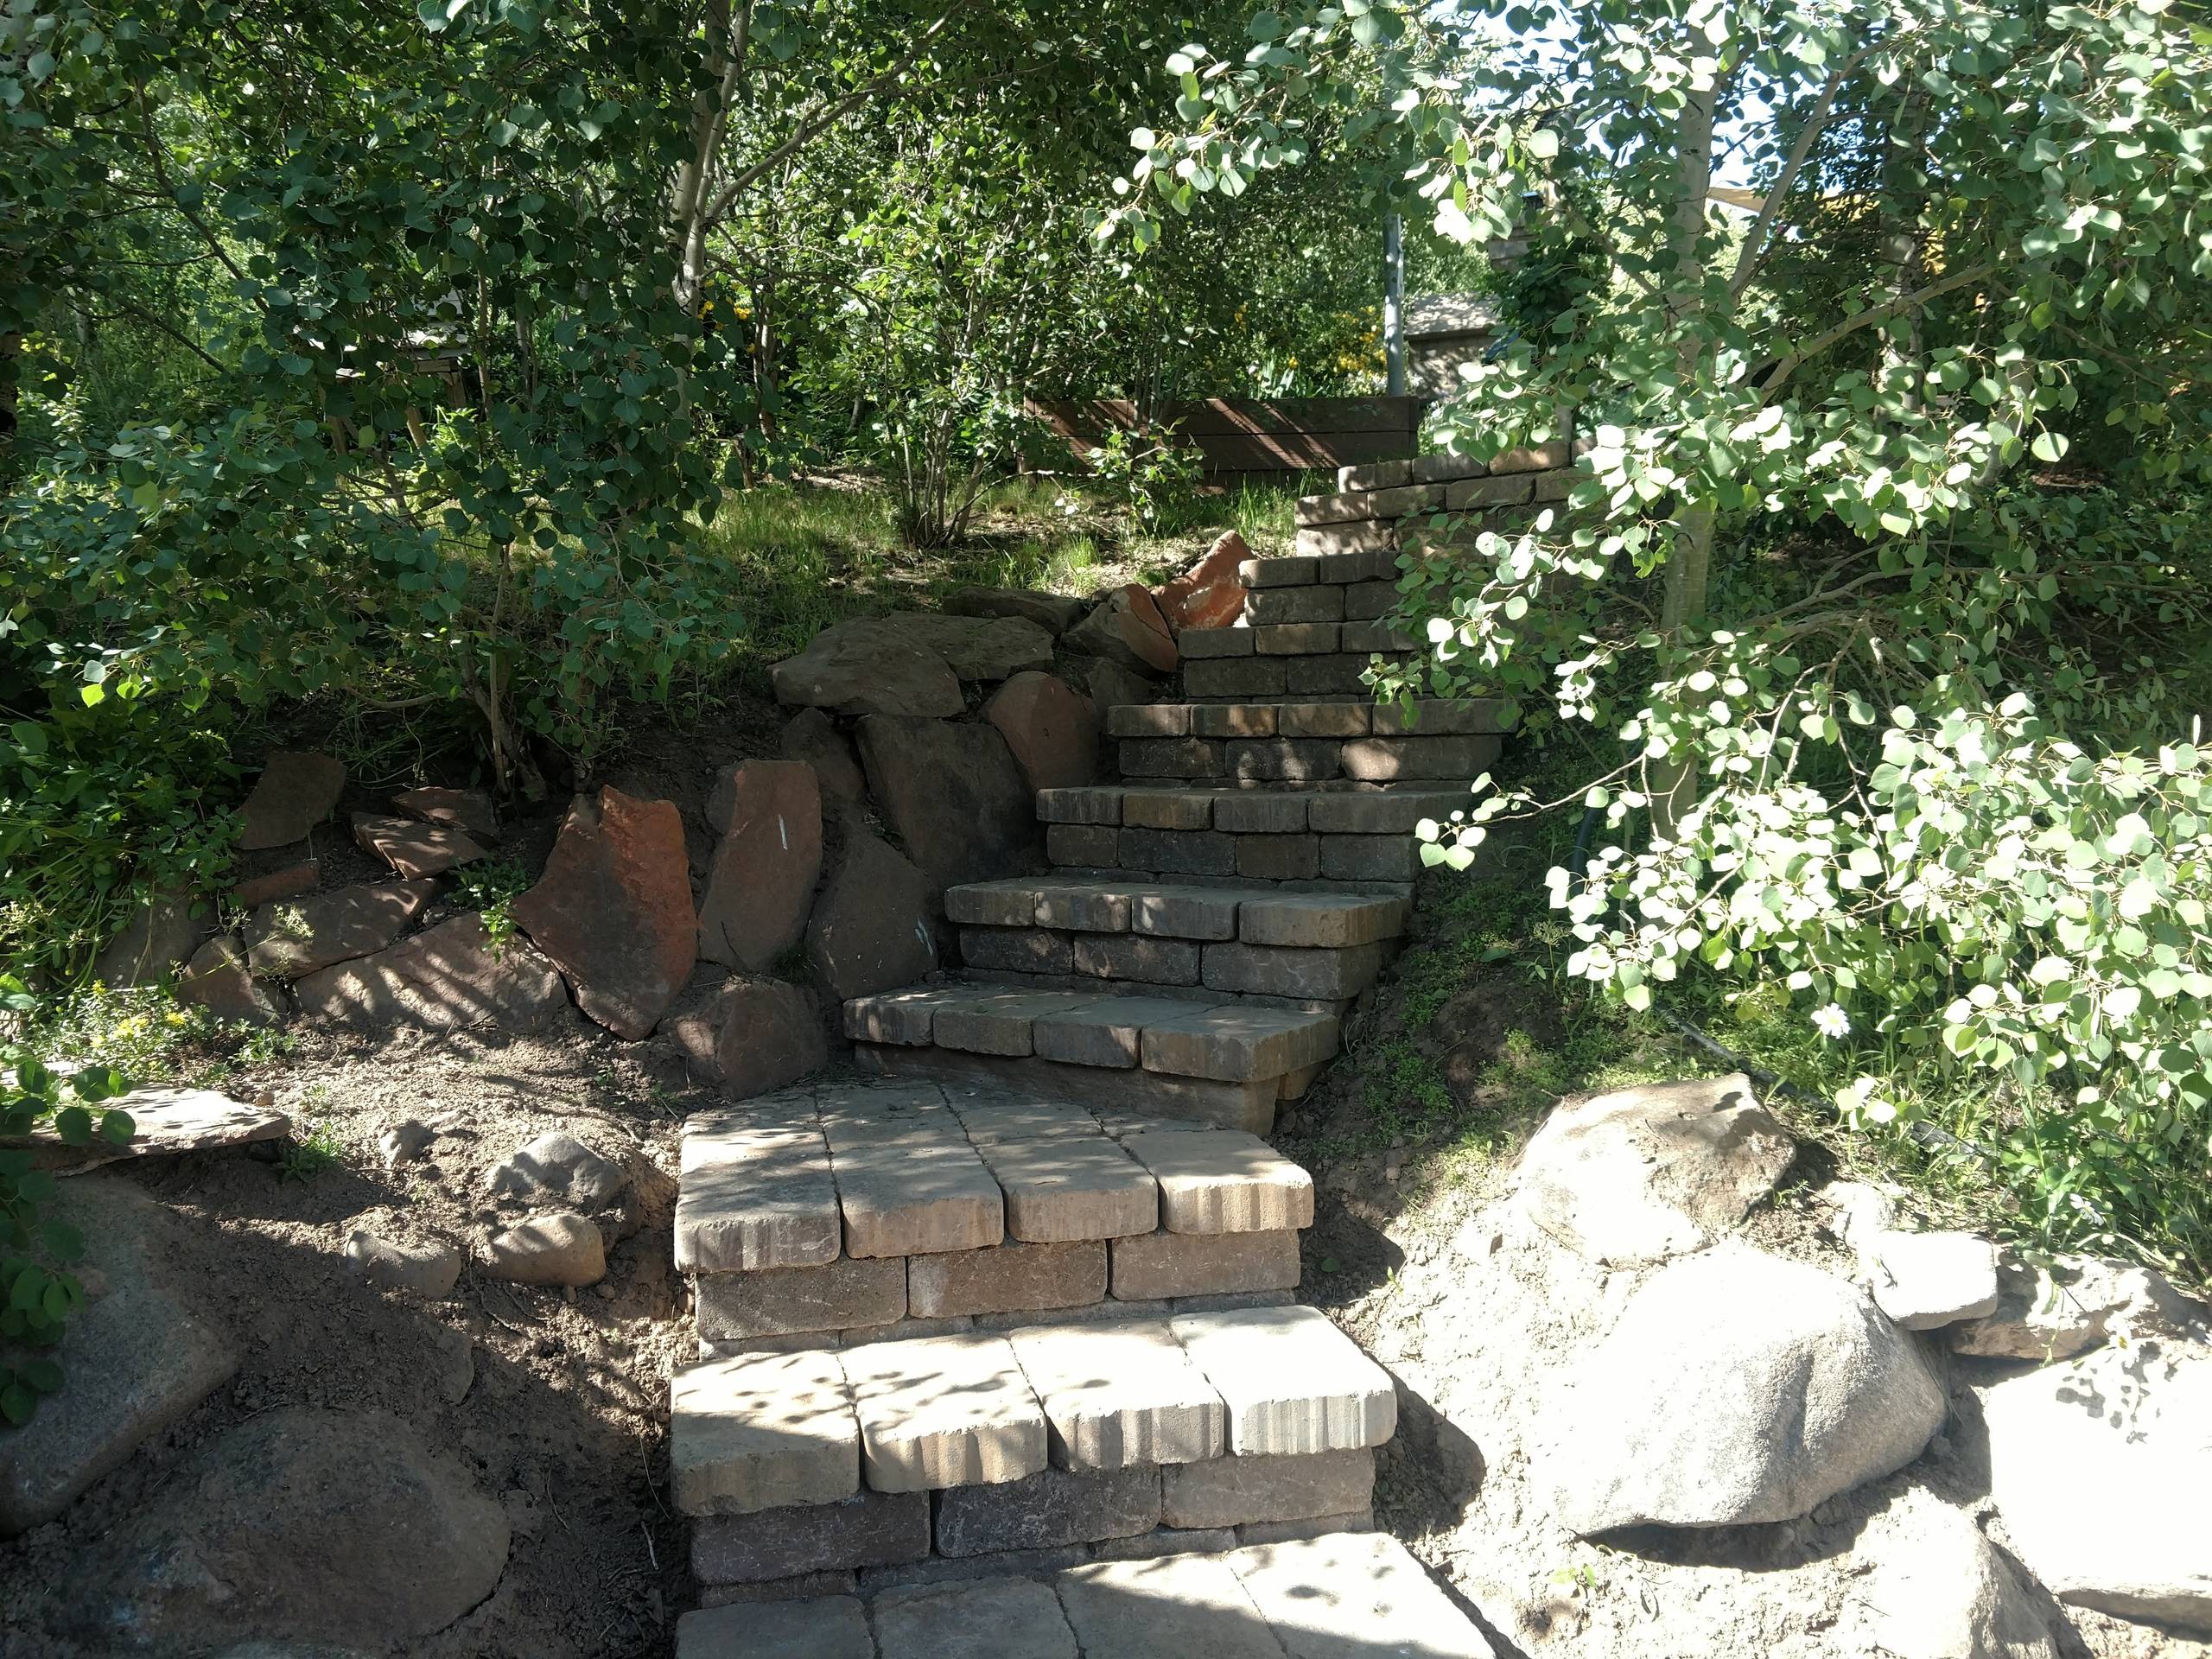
[1007, 1319, 1228, 1470]
[906, 1239, 1108, 1319]
[671, 1347, 858, 1516]
[1170, 1306, 1396, 1456]
[1236, 893, 1404, 950]
[934, 1464, 1162, 1555]
[1106, 703, 1190, 737]
[692, 1488, 931, 1585]
[1113, 1230, 1302, 1301]
[1275, 702, 1370, 738]
[1140, 1007, 1340, 1083]
[1179, 626, 1258, 658]
[1319, 835, 1418, 881]
[1031, 996, 1205, 1070]
[842, 1331, 1048, 1491]
[1118, 1132, 1314, 1235]
[675, 1594, 875, 1659]
[872, 1576, 1078, 1659]
[1131, 887, 1243, 941]
[1122, 788, 1217, 830]
[977, 1136, 1159, 1242]
[947, 1096, 1103, 1143]
[846, 986, 973, 1045]
[932, 988, 1080, 1056]
[1159, 1447, 1376, 1529]
[694, 1256, 908, 1341]
[944, 880, 1043, 927]
[1211, 793, 1310, 834]
[677, 1106, 842, 1274]
[1053, 1553, 1289, 1659]
[1203, 941, 1385, 1001]
[961, 929, 1075, 977]
[1035, 787, 1123, 825]
[1302, 789, 1467, 835]
[1226, 1529, 1497, 1657]
[1034, 880, 1138, 931]
[1192, 703, 1279, 738]
[1074, 933, 1201, 986]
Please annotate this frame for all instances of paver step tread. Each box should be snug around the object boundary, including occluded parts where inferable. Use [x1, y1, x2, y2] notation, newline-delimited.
[671, 1302, 1395, 1517]
[946, 876, 1408, 949]
[1103, 699, 1516, 739]
[671, 1531, 1499, 1657]
[1036, 784, 1476, 836]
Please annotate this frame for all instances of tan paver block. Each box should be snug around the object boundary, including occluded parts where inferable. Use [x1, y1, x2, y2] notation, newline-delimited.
[845, 986, 964, 1045]
[906, 1239, 1107, 1318]
[676, 1105, 841, 1273]
[693, 1256, 907, 1340]
[1226, 1530, 1497, 1657]
[932, 988, 1080, 1057]
[948, 1096, 1104, 1144]
[841, 1331, 1048, 1491]
[1141, 1007, 1340, 1083]
[1236, 893, 1405, 950]
[1031, 997, 1205, 1070]
[976, 1135, 1160, 1243]
[1170, 1306, 1396, 1456]
[823, 1102, 1003, 1258]
[1008, 1319, 1227, 1470]
[1113, 1230, 1301, 1301]
[1052, 1553, 1287, 1659]
[671, 1347, 858, 1516]
[1119, 1131, 1314, 1235]
[1131, 887, 1244, 940]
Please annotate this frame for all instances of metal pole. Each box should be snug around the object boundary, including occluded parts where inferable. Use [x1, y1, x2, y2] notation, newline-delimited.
[1382, 212, 1407, 397]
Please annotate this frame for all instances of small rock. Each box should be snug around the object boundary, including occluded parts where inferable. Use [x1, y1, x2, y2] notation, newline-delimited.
[592, 1281, 617, 1301]
[245, 880, 438, 979]
[232, 861, 320, 910]
[804, 828, 938, 1000]
[482, 1212, 606, 1287]
[352, 813, 486, 879]
[484, 1130, 626, 1211]
[175, 936, 284, 1027]
[779, 709, 867, 807]
[344, 1230, 462, 1298]
[1517, 1072, 1796, 1267]
[1856, 1490, 2056, 1659]
[1951, 1251, 2209, 1361]
[1155, 530, 1251, 632]
[944, 587, 1090, 636]
[510, 787, 696, 1040]
[1866, 1230, 2001, 1331]
[92, 889, 213, 987]
[982, 671, 1100, 794]
[1064, 583, 1178, 674]
[1816, 1179, 1898, 1249]
[1982, 1338, 2212, 1631]
[667, 978, 828, 1100]
[1536, 1243, 1946, 1532]
[381, 1119, 435, 1167]
[391, 786, 499, 842]
[238, 751, 347, 850]
[431, 1327, 475, 1404]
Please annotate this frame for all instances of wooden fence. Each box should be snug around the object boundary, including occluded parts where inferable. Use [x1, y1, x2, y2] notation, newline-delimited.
[1027, 396, 1421, 478]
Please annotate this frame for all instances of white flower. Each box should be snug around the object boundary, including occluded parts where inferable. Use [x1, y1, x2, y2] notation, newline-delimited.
[1812, 1002, 1852, 1039]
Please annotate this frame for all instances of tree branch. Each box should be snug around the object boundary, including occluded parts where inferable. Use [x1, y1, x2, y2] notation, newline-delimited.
[1760, 262, 1996, 401]
[1727, 41, 1882, 303]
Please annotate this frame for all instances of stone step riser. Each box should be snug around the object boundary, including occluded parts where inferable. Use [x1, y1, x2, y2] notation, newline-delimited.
[944, 876, 1408, 948]
[1116, 734, 1501, 785]
[957, 927, 1391, 1004]
[1048, 824, 1421, 885]
[1180, 651, 1407, 702]
[959, 966, 1363, 1024]
[855, 1046, 1292, 1134]
[1104, 700, 1513, 741]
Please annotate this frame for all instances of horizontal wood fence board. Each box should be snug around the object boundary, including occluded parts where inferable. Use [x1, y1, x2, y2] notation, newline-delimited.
[1030, 397, 1420, 476]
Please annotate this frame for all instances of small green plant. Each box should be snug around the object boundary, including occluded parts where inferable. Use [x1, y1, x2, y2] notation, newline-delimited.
[25, 982, 216, 1084]
[452, 860, 534, 952]
[279, 1123, 342, 1185]
[1, 976, 135, 1424]
[231, 1025, 300, 1067]
[1081, 425, 1205, 536]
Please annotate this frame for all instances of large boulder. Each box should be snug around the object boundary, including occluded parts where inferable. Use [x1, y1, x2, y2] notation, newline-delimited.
[511, 787, 696, 1039]
[1156, 530, 1251, 632]
[1065, 654, 1162, 716]
[1516, 1073, 1795, 1267]
[862, 612, 1056, 680]
[1981, 1339, 2212, 1631]
[296, 913, 569, 1033]
[983, 671, 1099, 794]
[244, 880, 437, 978]
[1536, 1245, 1946, 1532]
[668, 978, 828, 1099]
[855, 715, 1039, 889]
[945, 587, 1089, 637]
[805, 829, 938, 1000]
[698, 760, 823, 972]
[1951, 1251, 2209, 1360]
[76, 1407, 507, 1647]
[772, 618, 965, 717]
[237, 751, 347, 849]
[779, 709, 867, 807]
[0, 1178, 235, 1536]
[1065, 584, 1178, 674]
[1854, 1491, 2056, 1659]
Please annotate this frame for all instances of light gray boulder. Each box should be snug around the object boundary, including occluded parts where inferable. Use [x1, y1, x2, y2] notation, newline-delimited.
[1516, 1073, 1795, 1266]
[1855, 1490, 2056, 1659]
[1951, 1251, 2208, 1360]
[1981, 1338, 2212, 1631]
[1537, 1244, 1946, 1532]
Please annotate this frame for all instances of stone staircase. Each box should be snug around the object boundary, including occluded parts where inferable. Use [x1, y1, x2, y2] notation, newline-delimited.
[668, 542, 1504, 1654]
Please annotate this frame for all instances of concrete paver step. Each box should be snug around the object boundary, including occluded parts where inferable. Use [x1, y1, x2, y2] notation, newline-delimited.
[1104, 699, 1515, 741]
[672, 1531, 1498, 1657]
[670, 1303, 1395, 1518]
[1034, 782, 1467, 886]
[947, 876, 1408, 950]
[1115, 731, 1499, 786]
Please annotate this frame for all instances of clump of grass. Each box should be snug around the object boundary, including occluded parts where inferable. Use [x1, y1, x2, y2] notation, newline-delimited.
[452, 859, 534, 951]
